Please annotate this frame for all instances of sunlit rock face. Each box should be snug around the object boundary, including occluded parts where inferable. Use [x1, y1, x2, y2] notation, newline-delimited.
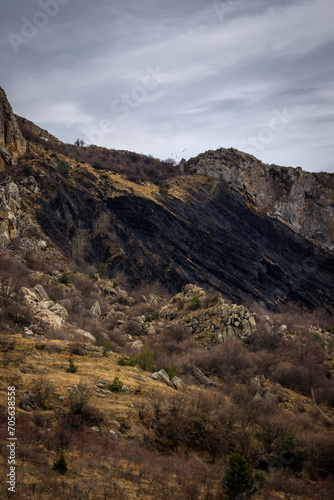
[0, 87, 27, 169]
[184, 148, 334, 252]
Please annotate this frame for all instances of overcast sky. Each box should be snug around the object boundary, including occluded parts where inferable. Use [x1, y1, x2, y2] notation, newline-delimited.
[1, 0, 333, 172]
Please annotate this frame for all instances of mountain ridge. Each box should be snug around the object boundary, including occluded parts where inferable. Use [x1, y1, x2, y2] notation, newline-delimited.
[0, 87, 333, 310]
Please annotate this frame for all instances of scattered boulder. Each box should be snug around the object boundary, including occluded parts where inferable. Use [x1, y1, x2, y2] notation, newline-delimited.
[90, 300, 101, 319]
[131, 340, 143, 351]
[75, 329, 96, 342]
[103, 310, 128, 325]
[192, 367, 212, 386]
[84, 344, 99, 352]
[171, 376, 186, 391]
[152, 369, 174, 388]
[144, 324, 156, 336]
[34, 284, 49, 301]
[108, 430, 118, 439]
[110, 420, 121, 430]
[20, 176, 39, 194]
[35, 309, 63, 329]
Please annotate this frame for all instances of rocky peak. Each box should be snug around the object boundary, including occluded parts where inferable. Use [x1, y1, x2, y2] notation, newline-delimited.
[15, 114, 60, 144]
[184, 148, 334, 252]
[0, 87, 27, 169]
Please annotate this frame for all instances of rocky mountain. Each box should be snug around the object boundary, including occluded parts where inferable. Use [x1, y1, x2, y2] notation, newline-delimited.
[1, 88, 334, 500]
[183, 148, 334, 252]
[0, 88, 333, 311]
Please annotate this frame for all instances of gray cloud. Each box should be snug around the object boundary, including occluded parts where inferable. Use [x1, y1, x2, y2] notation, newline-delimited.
[1, 0, 333, 171]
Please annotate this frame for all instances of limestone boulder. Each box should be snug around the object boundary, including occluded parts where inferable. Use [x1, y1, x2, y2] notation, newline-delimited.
[152, 369, 174, 388]
[90, 300, 101, 319]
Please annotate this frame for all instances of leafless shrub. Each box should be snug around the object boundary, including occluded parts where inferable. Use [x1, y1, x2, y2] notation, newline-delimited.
[202, 293, 222, 309]
[29, 376, 55, 410]
[66, 383, 103, 429]
[6, 372, 22, 388]
[127, 303, 155, 318]
[52, 418, 73, 452]
[255, 414, 286, 454]
[124, 319, 142, 336]
[105, 328, 127, 348]
[72, 274, 97, 297]
[130, 281, 171, 302]
[133, 398, 149, 422]
[161, 324, 192, 344]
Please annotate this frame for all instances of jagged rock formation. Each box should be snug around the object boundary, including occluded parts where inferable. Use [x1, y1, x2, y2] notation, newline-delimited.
[183, 148, 334, 252]
[0, 179, 40, 247]
[161, 285, 257, 346]
[21, 284, 97, 342]
[0, 182, 21, 246]
[22, 285, 69, 329]
[0, 87, 26, 168]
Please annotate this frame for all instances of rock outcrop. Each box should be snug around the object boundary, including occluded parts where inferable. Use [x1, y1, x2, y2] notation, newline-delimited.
[161, 285, 257, 346]
[0, 182, 21, 246]
[151, 369, 186, 391]
[0, 179, 40, 248]
[0, 87, 27, 168]
[184, 148, 334, 252]
[22, 285, 68, 329]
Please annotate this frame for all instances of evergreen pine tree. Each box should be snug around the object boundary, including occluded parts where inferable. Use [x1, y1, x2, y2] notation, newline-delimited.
[53, 452, 68, 475]
[222, 453, 256, 499]
[275, 429, 303, 473]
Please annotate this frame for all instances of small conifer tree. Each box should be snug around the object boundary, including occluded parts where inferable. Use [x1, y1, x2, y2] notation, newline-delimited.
[109, 377, 124, 393]
[274, 429, 303, 473]
[53, 452, 68, 475]
[222, 453, 256, 499]
[66, 358, 78, 373]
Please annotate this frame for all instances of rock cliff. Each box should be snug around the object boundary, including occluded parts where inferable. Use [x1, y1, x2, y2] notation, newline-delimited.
[0, 87, 27, 168]
[183, 148, 334, 252]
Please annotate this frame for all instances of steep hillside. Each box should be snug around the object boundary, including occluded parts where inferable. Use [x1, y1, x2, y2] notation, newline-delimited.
[0, 89, 333, 312]
[0, 88, 334, 499]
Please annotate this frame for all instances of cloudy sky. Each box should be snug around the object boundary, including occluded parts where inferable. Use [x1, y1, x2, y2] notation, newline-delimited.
[1, 0, 333, 172]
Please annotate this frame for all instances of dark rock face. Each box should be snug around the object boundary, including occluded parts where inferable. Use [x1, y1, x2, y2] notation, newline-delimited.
[0, 88, 27, 168]
[183, 148, 334, 252]
[36, 174, 334, 310]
